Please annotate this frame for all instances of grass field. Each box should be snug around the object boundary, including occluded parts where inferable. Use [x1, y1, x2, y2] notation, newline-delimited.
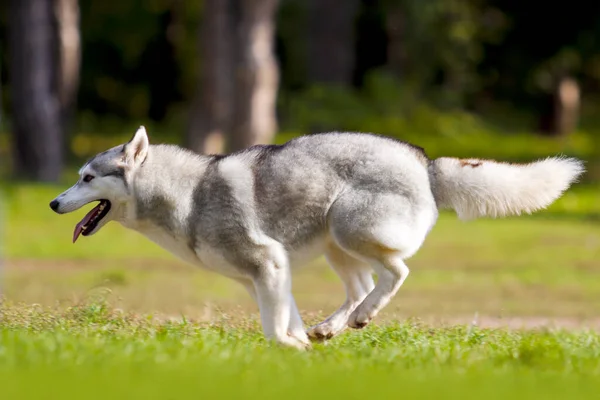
[2, 301, 600, 400]
[1, 127, 600, 398]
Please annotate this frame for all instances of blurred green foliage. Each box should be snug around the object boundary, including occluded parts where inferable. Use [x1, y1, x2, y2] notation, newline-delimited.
[1, 0, 600, 180]
[1, 0, 600, 128]
[279, 73, 599, 171]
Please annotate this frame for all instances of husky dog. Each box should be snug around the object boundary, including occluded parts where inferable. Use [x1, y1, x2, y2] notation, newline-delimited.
[50, 126, 584, 349]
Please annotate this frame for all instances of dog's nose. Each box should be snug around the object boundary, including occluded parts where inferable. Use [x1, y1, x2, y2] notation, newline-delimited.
[49, 199, 60, 211]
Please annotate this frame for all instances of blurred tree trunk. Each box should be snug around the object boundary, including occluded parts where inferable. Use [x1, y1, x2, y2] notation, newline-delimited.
[538, 76, 580, 137]
[385, 6, 407, 79]
[552, 76, 580, 136]
[307, 0, 359, 85]
[8, 0, 64, 182]
[144, 1, 183, 122]
[54, 0, 81, 129]
[229, 0, 280, 152]
[0, 43, 3, 130]
[186, 0, 234, 154]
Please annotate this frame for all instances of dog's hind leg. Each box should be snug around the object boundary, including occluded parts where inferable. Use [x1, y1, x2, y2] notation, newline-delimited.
[327, 192, 436, 330]
[307, 243, 375, 341]
[347, 254, 409, 329]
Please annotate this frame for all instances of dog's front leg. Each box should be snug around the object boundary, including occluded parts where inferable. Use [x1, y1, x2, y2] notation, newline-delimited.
[288, 294, 310, 345]
[251, 257, 311, 350]
[235, 276, 309, 348]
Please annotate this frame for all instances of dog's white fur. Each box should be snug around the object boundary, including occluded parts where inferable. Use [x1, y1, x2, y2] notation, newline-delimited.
[431, 156, 585, 220]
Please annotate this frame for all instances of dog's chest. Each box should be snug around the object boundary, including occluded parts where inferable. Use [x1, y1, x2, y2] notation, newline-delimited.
[131, 222, 249, 278]
[149, 230, 199, 265]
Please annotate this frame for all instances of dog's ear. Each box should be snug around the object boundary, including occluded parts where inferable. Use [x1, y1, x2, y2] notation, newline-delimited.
[122, 126, 149, 167]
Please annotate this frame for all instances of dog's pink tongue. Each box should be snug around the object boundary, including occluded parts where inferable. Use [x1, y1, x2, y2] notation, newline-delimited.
[73, 204, 101, 243]
[73, 222, 84, 244]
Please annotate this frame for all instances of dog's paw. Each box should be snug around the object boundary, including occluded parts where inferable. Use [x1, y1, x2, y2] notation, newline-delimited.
[347, 308, 372, 329]
[307, 322, 343, 341]
[307, 325, 334, 342]
[289, 337, 312, 351]
[284, 332, 312, 350]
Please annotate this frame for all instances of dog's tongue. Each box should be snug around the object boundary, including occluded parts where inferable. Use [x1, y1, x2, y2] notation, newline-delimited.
[73, 203, 102, 243]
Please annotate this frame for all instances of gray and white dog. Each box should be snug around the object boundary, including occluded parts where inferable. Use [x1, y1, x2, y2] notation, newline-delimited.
[50, 126, 584, 349]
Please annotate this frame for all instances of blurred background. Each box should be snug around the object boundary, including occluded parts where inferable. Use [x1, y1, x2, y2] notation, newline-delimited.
[0, 0, 598, 327]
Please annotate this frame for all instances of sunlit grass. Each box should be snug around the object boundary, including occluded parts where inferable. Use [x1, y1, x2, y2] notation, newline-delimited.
[1, 302, 600, 400]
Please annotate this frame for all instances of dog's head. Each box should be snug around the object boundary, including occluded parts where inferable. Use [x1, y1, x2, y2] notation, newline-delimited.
[50, 126, 149, 243]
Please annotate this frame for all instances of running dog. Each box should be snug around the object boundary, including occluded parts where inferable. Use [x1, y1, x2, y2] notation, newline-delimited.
[49, 126, 585, 349]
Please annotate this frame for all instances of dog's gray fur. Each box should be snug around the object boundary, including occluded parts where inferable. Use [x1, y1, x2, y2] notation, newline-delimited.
[50, 127, 585, 349]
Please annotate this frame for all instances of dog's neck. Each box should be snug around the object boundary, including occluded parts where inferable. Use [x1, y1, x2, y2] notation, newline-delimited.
[115, 144, 218, 265]
[120, 144, 211, 233]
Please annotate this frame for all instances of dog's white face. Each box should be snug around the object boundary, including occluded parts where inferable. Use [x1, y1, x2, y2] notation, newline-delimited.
[50, 126, 149, 243]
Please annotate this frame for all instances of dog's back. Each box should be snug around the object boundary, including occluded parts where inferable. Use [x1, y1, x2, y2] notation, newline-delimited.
[243, 132, 435, 249]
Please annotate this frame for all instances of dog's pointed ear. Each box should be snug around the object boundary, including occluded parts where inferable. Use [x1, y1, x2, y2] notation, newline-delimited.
[122, 126, 149, 167]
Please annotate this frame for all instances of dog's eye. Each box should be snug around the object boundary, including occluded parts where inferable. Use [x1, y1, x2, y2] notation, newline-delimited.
[83, 175, 95, 183]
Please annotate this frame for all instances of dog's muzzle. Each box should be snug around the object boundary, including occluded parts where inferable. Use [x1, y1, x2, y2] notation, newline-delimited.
[49, 199, 60, 212]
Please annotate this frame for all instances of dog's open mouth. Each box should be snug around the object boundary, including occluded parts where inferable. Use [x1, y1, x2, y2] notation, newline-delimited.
[73, 200, 112, 243]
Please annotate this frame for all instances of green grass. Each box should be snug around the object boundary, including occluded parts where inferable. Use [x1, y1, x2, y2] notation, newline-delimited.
[1, 302, 600, 400]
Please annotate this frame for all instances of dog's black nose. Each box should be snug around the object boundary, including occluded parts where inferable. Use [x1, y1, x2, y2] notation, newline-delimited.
[49, 199, 60, 211]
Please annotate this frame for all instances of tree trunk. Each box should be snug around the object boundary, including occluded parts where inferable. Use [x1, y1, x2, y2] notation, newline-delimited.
[307, 0, 359, 85]
[186, 0, 234, 155]
[538, 76, 580, 137]
[0, 42, 4, 172]
[553, 76, 580, 136]
[0, 42, 3, 129]
[54, 0, 81, 126]
[385, 6, 407, 79]
[8, 0, 63, 182]
[230, 0, 280, 152]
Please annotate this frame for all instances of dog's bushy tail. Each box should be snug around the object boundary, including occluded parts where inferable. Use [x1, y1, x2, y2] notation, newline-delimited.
[429, 156, 585, 220]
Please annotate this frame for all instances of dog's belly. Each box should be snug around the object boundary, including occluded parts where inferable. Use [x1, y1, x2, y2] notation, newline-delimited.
[134, 220, 329, 277]
[194, 245, 257, 279]
[192, 236, 329, 278]
[287, 234, 329, 269]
